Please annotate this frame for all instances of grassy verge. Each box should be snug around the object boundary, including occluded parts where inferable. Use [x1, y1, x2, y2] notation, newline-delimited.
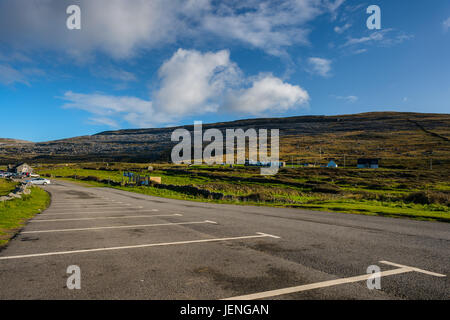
[0, 179, 17, 196]
[0, 187, 51, 247]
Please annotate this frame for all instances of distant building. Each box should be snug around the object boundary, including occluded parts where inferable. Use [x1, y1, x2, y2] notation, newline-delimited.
[302, 163, 316, 167]
[357, 158, 379, 169]
[245, 159, 285, 168]
[9, 163, 33, 174]
[327, 160, 338, 168]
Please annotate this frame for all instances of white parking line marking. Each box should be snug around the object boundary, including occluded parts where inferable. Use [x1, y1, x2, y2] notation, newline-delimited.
[0, 232, 279, 260]
[223, 261, 446, 300]
[50, 203, 119, 206]
[39, 210, 163, 216]
[256, 232, 281, 239]
[45, 207, 145, 212]
[380, 260, 446, 277]
[49, 204, 135, 208]
[32, 213, 182, 222]
[22, 220, 217, 234]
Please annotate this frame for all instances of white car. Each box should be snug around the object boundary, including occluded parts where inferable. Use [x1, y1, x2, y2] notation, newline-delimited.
[28, 178, 51, 185]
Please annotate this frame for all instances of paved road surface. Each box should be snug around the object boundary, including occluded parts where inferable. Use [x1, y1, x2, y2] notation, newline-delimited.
[0, 180, 448, 299]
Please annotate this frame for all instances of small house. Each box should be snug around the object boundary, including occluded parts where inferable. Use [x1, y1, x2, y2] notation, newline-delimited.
[10, 163, 33, 174]
[357, 158, 379, 169]
[245, 159, 285, 168]
[327, 160, 338, 168]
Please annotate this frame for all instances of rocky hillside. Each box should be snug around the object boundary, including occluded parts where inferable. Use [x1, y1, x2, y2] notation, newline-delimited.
[0, 138, 32, 144]
[0, 112, 449, 168]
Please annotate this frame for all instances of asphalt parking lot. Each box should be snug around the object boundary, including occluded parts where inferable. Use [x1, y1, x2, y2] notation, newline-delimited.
[0, 180, 448, 299]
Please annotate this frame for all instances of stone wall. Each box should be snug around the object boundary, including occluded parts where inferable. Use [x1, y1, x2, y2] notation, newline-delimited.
[0, 182, 32, 202]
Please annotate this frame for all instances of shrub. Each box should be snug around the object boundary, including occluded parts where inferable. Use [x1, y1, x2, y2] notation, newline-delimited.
[404, 191, 450, 206]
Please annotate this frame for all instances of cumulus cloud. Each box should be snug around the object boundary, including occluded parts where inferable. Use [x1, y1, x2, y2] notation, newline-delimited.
[223, 75, 309, 115]
[307, 57, 332, 77]
[155, 49, 241, 115]
[61, 49, 310, 128]
[0, 0, 184, 59]
[0, 0, 346, 58]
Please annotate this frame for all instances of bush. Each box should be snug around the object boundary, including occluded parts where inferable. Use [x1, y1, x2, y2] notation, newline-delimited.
[404, 191, 449, 206]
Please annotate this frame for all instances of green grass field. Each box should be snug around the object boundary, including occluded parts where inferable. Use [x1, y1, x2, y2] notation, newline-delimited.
[0, 187, 50, 246]
[35, 162, 450, 222]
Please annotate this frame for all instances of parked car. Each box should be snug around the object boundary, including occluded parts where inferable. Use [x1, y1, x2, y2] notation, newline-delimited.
[27, 178, 51, 185]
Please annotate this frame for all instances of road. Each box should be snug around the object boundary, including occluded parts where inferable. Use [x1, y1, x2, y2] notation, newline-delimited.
[0, 180, 448, 299]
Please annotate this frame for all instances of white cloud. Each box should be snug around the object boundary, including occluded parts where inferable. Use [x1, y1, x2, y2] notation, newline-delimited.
[0, 64, 45, 86]
[324, 0, 346, 20]
[342, 29, 413, 48]
[155, 49, 241, 115]
[343, 30, 386, 46]
[61, 49, 310, 128]
[223, 75, 309, 115]
[61, 91, 162, 127]
[0, 0, 346, 58]
[201, 2, 316, 56]
[88, 117, 120, 128]
[334, 95, 358, 103]
[353, 48, 367, 55]
[0, 0, 185, 59]
[443, 17, 450, 32]
[91, 66, 137, 82]
[0, 64, 27, 85]
[201, 0, 346, 56]
[0, 51, 31, 63]
[334, 23, 351, 34]
[307, 57, 332, 77]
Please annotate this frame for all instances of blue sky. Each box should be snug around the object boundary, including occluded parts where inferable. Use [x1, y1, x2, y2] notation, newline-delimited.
[0, 0, 449, 142]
